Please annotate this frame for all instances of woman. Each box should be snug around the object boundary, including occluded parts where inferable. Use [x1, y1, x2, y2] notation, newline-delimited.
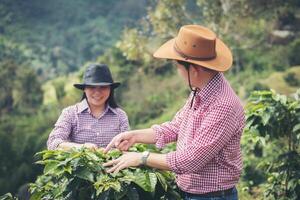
[47, 63, 129, 150]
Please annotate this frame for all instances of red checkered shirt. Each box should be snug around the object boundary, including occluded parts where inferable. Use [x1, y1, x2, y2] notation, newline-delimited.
[152, 73, 245, 194]
[47, 99, 129, 150]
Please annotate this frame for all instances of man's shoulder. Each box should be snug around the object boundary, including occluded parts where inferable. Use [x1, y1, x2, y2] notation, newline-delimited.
[216, 82, 244, 110]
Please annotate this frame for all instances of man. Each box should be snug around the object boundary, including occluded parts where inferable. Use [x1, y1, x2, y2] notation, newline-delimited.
[103, 25, 245, 200]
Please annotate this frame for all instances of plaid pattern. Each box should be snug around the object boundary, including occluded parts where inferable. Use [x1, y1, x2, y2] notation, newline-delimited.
[152, 73, 245, 194]
[47, 99, 129, 149]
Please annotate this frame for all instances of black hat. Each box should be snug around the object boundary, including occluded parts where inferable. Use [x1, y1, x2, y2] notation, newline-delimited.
[73, 64, 120, 90]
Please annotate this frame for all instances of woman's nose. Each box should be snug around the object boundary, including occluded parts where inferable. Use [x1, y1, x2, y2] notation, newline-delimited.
[92, 87, 103, 93]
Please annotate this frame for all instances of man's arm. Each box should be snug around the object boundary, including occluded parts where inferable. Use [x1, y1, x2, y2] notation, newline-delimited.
[104, 151, 170, 173]
[104, 128, 156, 152]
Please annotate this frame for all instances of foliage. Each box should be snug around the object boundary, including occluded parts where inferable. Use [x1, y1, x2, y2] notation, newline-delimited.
[244, 90, 300, 199]
[0, 106, 59, 196]
[288, 38, 300, 66]
[0, 193, 18, 200]
[29, 147, 181, 200]
[0, 60, 43, 116]
[284, 72, 300, 87]
[0, 0, 148, 78]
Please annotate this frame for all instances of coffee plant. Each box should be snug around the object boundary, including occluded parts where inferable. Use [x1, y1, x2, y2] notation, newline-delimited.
[244, 90, 300, 199]
[28, 146, 181, 200]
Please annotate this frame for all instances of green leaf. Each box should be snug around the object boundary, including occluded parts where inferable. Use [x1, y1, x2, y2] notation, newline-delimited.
[76, 168, 94, 182]
[155, 172, 168, 191]
[107, 149, 122, 158]
[261, 112, 271, 126]
[148, 172, 157, 192]
[132, 170, 157, 192]
[292, 124, 300, 133]
[64, 165, 73, 174]
[85, 151, 101, 161]
[0, 193, 15, 200]
[44, 160, 60, 174]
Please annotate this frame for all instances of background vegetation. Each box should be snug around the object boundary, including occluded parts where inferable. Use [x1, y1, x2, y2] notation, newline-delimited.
[0, 0, 299, 199]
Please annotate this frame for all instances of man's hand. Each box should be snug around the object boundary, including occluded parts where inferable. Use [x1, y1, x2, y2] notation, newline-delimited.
[103, 152, 142, 173]
[104, 131, 136, 153]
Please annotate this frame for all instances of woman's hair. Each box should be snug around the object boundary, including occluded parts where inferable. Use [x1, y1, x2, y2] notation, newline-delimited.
[81, 87, 119, 108]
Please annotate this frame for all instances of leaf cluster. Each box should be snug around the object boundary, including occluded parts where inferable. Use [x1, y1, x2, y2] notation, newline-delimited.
[29, 146, 181, 200]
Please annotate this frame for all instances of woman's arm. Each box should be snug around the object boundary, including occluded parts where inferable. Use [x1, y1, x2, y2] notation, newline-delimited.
[47, 107, 74, 150]
[47, 107, 97, 150]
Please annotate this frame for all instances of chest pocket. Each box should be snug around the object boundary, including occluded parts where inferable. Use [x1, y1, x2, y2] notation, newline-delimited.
[190, 106, 208, 140]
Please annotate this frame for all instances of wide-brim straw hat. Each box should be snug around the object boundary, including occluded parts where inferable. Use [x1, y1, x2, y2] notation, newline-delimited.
[74, 63, 120, 90]
[153, 25, 233, 72]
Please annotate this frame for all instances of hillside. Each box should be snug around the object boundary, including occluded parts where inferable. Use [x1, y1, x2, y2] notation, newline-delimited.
[0, 0, 147, 78]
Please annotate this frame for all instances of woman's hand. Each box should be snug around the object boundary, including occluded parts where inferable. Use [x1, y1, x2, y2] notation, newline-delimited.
[83, 142, 98, 150]
[104, 131, 136, 153]
[103, 152, 142, 173]
[58, 142, 98, 150]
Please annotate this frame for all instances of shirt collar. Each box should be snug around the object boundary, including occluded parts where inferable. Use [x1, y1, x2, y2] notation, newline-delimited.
[196, 72, 223, 104]
[77, 99, 118, 115]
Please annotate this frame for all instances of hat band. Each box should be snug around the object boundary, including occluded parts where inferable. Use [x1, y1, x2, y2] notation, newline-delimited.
[174, 41, 216, 61]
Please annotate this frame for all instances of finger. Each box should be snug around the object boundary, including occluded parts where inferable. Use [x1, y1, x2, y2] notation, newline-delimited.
[108, 160, 126, 174]
[103, 158, 119, 167]
[113, 162, 127, 174]
[104, 139, 117, 153]
[104, 137, 122, 153]
[122, 142, 133, 151]
[117, 140, 129, 150]
[106, 164, 119, 173]
[106, 160, 124, 173]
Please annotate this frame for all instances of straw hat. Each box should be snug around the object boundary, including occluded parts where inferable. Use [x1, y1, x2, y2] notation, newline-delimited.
[153, 25, 233, 71]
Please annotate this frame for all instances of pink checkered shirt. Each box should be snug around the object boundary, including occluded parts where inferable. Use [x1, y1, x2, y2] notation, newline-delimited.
[152, 73, 245, 194]
[47, 99, 129, 150]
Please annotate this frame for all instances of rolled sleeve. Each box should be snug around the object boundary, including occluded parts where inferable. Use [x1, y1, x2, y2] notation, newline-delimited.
[47, 107, 74, 150]
[166, 104, 237, 174]
[166, 151, 183, 174]
[152, 106, 186, 149]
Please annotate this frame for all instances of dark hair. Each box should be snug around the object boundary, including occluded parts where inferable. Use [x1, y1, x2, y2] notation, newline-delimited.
[176, 60, 215, 72]
[81, 87, 119, 108]
[177, 60, 190, 70]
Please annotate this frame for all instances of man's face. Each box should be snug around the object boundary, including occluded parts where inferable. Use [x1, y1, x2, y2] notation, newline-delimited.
[174, 61, 190, 84]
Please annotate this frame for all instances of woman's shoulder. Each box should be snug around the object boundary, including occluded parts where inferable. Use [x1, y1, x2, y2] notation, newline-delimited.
[111, 107, 128, 118]
[61, 103, 81, 115]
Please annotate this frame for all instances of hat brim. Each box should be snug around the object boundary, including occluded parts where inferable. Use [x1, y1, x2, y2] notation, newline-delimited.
[73, 82, 121, 90]
[153, 38, 233, 72]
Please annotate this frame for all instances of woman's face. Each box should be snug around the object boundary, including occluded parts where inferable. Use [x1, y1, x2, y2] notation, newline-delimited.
[84, 86, 111, 108]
